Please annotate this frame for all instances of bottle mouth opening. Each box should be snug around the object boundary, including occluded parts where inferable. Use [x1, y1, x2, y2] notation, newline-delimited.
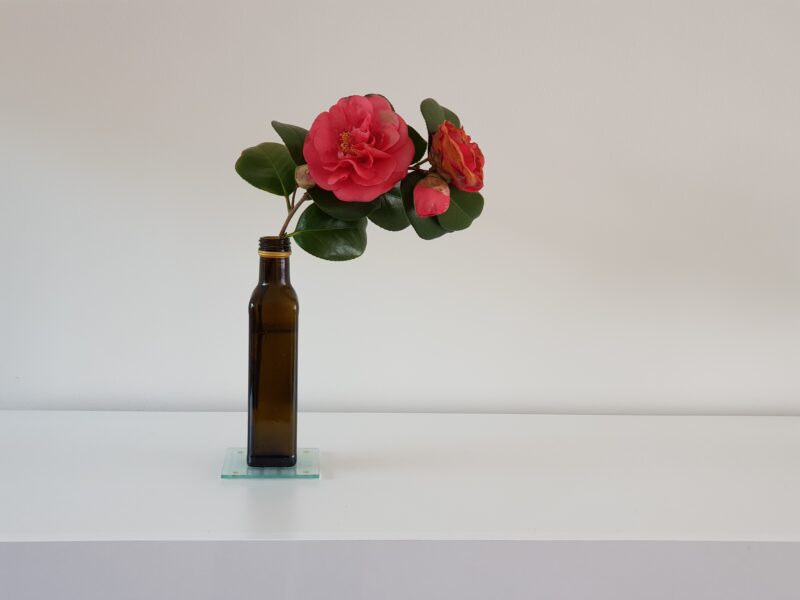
[259, 236, 291, 254]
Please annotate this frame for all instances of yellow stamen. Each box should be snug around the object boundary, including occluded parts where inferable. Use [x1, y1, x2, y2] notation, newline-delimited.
[339, 131, 353, 155]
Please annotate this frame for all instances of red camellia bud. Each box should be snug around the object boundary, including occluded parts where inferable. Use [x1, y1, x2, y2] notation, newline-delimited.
[430, 121, 484, 193]
[413, 173, 450, 217]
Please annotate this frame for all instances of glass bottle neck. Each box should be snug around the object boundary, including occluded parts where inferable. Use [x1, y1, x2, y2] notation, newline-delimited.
[259, 256, 291, 285]
[257, 236, 292, 285]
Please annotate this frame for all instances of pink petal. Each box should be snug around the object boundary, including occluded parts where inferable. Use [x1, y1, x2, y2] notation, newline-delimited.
[413, 177, 451, 217]
[333, 179, 394, 202]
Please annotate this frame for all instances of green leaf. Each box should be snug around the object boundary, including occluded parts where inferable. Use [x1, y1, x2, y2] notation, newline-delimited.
[436, 198, 472, 232]
[308, 186, 380, 221]
[420, 98, 446, 134]
[441, 106, 461, 128]
[450, 187, 484, 219]
[420, 98, 462, 134]
[271, 121, 308, 166]
[400, 171, 447, 240]
[235, 142, 296, 197]
[408, 125, 427, 163]
[368, 186, 410, 231]
[437, 187, 484, 232]
[291, 204, 367, 261]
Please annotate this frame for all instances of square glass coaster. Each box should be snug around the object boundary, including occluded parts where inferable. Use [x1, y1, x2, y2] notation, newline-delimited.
[221, 447, 320, 479]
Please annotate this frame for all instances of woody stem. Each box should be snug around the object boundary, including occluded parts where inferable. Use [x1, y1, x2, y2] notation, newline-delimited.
[278, 193, 309, 237]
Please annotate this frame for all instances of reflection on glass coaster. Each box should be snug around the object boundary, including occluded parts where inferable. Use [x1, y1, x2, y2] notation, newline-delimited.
[221, 447, 320, 479]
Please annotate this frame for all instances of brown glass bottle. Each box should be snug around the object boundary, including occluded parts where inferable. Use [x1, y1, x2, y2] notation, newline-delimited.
[248, 236, 298, 467]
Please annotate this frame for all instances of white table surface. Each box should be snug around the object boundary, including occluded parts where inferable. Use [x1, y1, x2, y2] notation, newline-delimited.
[1, 410, 799, 543]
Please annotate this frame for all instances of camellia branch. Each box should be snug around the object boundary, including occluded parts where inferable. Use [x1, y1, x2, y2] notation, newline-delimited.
[235, 95, 484, 260]
[279, 192, 310, 237]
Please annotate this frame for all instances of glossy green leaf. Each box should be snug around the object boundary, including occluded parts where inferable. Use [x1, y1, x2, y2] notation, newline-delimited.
[420, 98, 446, 134]
[436, 198, 472, 231]
[408, 125, 427, 163]
[420, 98, 462, 134]
[441, 106, 461, 128]
[437, 187, 484, 232]
[451, 187, 484, 219]
[235, 142, 296, 197]
[271, 121, 308, 166]
[400, 171, 447, 240]
[308, 186, 380, 221]
[291, 204, 368, 261]
[368, 186, 409, 231]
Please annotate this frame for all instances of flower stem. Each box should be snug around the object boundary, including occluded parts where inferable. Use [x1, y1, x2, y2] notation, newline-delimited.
[279, 192, 309, 237]
[289, 188, 298, 209]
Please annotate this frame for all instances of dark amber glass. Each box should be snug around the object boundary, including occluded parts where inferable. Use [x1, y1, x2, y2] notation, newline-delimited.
[247, 236, 298, 467]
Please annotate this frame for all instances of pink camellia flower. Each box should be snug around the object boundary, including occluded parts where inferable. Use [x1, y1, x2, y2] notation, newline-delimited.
[430, 121, 484, 193]
[303, 95, 416, 202]
[413, 173, 450, 217]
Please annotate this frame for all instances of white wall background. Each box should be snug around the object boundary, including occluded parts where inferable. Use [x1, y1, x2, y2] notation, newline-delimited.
[1, 0, 798, 414]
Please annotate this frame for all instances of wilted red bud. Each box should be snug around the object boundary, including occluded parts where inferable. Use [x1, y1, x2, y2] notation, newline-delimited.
[429, 121, 484, 193]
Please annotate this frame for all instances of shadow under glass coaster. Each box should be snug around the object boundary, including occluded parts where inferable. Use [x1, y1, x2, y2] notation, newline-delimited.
[221, 447, 319, 479]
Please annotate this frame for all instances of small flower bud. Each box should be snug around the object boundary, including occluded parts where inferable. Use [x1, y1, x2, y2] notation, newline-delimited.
[413, 173, 450, 217]
[294, 164, 315, 189]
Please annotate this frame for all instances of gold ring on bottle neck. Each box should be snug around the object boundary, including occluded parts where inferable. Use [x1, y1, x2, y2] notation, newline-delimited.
[258, 250, 291, 258]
